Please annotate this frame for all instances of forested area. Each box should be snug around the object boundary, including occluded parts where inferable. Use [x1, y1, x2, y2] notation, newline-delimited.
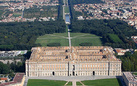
[117, 51, 137, 71]
[70, 19, 137, 49]
[0, 21, 66, 50]
[0, 60, 24, 76]
[0, 51, 31, 75]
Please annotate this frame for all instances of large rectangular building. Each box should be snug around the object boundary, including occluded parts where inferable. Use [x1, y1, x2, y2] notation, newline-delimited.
[123, 72, 137, 86]
[25, 46, 122, 77]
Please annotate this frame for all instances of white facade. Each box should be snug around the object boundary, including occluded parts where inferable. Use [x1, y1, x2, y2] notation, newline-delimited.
[26, 46, 122, 77]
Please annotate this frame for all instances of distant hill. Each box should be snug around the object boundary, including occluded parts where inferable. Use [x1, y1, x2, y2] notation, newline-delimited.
[69, 0, 104, 4]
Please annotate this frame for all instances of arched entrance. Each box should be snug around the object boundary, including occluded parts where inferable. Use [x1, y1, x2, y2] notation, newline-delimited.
[93, 71, 95, 75]
[52, 71, 55, 76]
[73, 71, 75, 76]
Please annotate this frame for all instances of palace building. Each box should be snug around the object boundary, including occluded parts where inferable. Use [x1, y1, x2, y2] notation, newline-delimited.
[25, 46, 122, 77]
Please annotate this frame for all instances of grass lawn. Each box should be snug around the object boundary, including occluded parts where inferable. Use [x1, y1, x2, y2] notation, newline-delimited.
[66, 81, 72, 86]
[35, 33, 102, 47]
[13, 13, 22, 17]
[82, 78, 122, 86]
[35, 33, 69, 46]
[27, 79, 67, 86]
[108, 34, 123, 43]
[64, 6, 69, 13]
[71, 33, 102, 46]
[133, 72, 137, 75]
[76, 81, 82, 85]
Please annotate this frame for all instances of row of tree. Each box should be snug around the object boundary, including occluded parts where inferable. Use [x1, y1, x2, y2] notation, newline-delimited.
[69, 0, 103, 5]
[58, 0, 63, 20]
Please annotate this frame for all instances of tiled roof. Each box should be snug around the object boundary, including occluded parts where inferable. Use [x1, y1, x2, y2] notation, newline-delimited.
[0, 73, 25, 86]
[27, 46, 121, 62]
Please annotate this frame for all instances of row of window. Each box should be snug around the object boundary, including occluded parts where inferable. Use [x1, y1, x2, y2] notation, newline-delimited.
[29, 68, 67, 71]
[30, 64, 67, 68]
[29, 72, 67, 76]
[79, 67, 108, 70]
[82, 64, 108, 67]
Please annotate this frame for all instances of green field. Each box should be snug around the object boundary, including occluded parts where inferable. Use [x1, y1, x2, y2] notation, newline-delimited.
[133, 72, 137, 75]
[66, 81, 72, 86]
[27, 79, 67, 86]
[35, 33, 69, 46]
[76, 81, 82, 85]
[27, 78, 122, 86]
[64, 6, 69, 13]
[35, 33, 102, 46]
[71, 33, 102, 46]
[81, 78, 122, 86]
[24, 6, 58, 18]
[13, 13, 22, 17]
[108, 34, 123, 43]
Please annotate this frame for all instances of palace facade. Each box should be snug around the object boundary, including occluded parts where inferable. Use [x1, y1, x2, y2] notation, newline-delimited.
[25, 46, 122, 77]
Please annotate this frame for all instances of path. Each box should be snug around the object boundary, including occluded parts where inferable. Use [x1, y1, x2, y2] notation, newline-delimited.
[22, 7, 24, 18]
[64, 81, 69, 86]
[68, 27, 71, 47]
[79, 81, 85, 86]
[72, 80, 76, 86]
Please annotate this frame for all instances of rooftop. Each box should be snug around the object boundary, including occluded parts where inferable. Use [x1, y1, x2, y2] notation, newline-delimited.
[27, 46, 121, 62]
[0, 73, 25, 86]
[123, 72, 137, 83]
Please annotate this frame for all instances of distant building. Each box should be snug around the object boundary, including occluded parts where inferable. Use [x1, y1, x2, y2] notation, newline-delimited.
[26, 46, 122, 77]
[114, 48, 132, 55]
[77, 16, 84, 20]
[131, 36, 137, 44]
[0, 77, 9, 84]
[0, 73, 25, 86]
[123, 72, 137, 86]
[0, 50, 27, 57]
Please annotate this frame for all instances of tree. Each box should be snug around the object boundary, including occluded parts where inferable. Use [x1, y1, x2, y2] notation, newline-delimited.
[0, 62, 10, 74]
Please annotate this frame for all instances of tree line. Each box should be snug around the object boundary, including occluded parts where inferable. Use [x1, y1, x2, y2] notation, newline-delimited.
[58, 0, 63, 20]
[69, 0, 103, 5]
[117, 51, 137, 71]
[0, 21, 66, 50]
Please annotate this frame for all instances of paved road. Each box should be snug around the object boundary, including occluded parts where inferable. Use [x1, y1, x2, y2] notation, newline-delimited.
[22, 7, 24, 18]
[68, 28, 71, 47]
[72, 80, 76, 86]
[63, 5, 65, 20]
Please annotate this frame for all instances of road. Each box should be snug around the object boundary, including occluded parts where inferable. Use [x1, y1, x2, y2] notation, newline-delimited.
[22, 7, 24, 18]
[72, 80, 76, 86]
[68, 27, 71, 47]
